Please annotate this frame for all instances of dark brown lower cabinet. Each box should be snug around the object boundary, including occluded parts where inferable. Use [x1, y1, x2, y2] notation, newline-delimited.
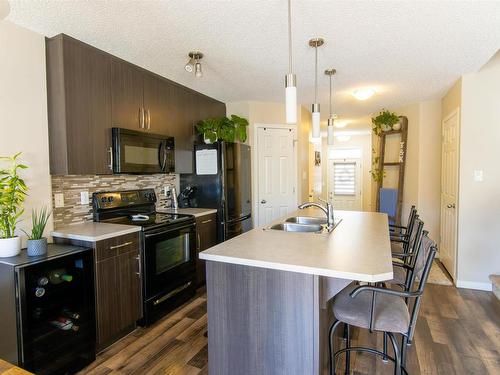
[53, 232, 142, 351]
[196, 214, 218, 286]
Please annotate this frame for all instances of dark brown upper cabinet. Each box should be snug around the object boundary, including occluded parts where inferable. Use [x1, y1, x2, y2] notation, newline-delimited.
[46, 33, 226, 175]
[46, 34, 113, 175]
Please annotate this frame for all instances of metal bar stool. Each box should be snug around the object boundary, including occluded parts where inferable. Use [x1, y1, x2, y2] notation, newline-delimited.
[328, 235, 437, 375]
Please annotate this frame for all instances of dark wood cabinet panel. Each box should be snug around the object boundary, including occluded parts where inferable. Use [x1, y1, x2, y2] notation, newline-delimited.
[46, 34, 112, 174]
[46, 33, 226, 175]
[110, 59, 144, 131]
[95, 257, 121, 346]
[196, 213, 218, 286]
[116, 250, 142, 331]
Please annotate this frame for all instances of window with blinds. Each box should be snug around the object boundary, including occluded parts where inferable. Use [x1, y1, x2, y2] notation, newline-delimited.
[333, 162, 356, 196]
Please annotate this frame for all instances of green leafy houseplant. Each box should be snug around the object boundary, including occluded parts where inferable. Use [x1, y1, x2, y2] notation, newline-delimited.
[196, 115, 249, 143]
[371, 109, 400, 136]
[0, 153, 28, 239]
[23, 207, 51, 240]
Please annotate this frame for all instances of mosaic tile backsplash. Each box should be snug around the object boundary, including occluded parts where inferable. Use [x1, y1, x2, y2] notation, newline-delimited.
[51, 174, 179, 229]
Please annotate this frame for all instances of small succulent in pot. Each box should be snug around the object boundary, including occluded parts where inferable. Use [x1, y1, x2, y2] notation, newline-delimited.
[23, 207, 51, 256]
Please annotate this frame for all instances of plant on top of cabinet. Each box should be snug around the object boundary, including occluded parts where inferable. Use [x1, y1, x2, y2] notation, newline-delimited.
[23, 207, 51, 256]
[196, 115, 249, 143]
[371, 109, 400, 135]
[0, 152, 28, 257]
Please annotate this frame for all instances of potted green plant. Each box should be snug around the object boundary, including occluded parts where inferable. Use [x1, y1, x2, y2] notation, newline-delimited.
[371, 109, 400, 135]
[196, 115, 249, 143]
[23, 207, 51, 256]
[0, 153, 28, 257]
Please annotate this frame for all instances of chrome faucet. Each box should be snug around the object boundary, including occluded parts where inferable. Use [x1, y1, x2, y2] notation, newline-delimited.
[298, 198, 334, 228]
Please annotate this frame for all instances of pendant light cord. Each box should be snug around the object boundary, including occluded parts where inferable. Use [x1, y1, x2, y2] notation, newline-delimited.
[329, 74, 332, 116]
[314, 45, 318, 103]
[288, 0, 292, 73]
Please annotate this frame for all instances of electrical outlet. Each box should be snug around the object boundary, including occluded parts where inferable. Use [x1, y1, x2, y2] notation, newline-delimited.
[54, 193, 64, 208]
[473, 169, 484, 182]
[80, 191, 89, 205]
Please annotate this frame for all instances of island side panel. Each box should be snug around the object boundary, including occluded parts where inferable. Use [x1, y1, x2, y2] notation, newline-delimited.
[206, 261, 318, 375]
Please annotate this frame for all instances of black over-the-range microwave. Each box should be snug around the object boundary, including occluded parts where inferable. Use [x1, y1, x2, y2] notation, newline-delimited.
[112, 128, 175, 174]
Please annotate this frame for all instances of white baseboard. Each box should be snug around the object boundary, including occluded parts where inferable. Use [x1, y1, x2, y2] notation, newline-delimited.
[456, 280, 493, 291]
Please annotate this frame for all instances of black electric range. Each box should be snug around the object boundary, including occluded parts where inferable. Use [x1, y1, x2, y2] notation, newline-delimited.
[93, 189, 197, 326]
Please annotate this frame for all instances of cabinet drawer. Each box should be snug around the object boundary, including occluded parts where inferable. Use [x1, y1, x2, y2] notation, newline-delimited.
[95, 232, 140, 262]
[196, 213, 217, 227]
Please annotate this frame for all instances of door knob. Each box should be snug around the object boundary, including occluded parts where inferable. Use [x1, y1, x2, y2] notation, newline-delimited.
[447, 203, 456, 209]
[261, 200, 267, 204]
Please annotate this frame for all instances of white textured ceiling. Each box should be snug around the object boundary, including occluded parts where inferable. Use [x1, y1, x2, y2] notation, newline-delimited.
[7, 0, 500, 128]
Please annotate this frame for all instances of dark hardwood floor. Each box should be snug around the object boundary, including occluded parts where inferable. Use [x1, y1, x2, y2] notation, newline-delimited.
[80, 284, 499, 375]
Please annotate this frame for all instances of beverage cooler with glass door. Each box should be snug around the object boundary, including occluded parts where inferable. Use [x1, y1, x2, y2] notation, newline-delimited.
[0, 245, 95, 375]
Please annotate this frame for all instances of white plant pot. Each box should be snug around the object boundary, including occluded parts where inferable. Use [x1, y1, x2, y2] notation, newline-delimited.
[0, 236, 21, 257]
[392, 122, 401, 131]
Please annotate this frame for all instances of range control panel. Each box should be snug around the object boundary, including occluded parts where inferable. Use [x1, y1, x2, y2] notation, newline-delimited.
[92, 189, 157, 210]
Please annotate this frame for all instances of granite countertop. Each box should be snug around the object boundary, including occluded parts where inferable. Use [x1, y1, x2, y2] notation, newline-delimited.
[199, 208, 393, 282]
[51, 222, 141, 242]
[157, 207, 218, 218]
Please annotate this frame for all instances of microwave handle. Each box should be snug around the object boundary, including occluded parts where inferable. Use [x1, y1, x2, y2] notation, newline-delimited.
[158, 141, 167, 172]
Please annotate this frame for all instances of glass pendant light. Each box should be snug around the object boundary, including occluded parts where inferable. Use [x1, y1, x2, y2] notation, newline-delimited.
[325, 69, 336, 145]
[285, 0, 297, 124]
[309, 38, 324, 138]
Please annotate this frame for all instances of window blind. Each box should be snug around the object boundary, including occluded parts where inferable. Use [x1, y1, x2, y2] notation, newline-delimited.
[333, 162, 356, 196]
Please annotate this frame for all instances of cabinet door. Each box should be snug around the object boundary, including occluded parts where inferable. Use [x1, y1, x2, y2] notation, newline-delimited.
[111, 59, 144, 131]
[143, 73, 170, 135]
[95, 257, 120, 346]
[61, 37, 112, 174]
[117, 250, 142, 330]
[196, 214, 218, 286]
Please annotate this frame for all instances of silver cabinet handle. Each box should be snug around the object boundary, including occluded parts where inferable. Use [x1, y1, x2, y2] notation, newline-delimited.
[261, 200, 267, 204]
[139, 107, 145, 129]
[108, 146, 113, 171]
[109, 241, 133, 250]
[197, 233, 201, 251]
[201, 219, 212, 224]
[146, 109, 151, 130]
[447, 203, 456, 209]
[135, 254, 141, 276]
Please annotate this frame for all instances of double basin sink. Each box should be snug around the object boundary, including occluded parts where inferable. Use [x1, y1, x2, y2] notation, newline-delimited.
[267, 216, 339, 234]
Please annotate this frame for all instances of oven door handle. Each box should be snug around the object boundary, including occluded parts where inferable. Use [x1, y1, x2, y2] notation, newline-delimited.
[158, 141, 165, 172]
[144, 222, 196, 239]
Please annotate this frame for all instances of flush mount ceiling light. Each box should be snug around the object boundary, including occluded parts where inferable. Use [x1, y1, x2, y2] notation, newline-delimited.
[185, 52, 203, 77]
[335, 121, 347, 128]
[310, 37, 324, 139]
[325, 68, 336, 146]
[336, 135, 351, 142]
[352, 88, 375, 101]
[284, 0, 297, 124]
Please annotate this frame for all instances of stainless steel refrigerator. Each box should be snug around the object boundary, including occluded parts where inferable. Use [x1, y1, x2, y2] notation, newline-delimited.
[180, 142, 252, 242]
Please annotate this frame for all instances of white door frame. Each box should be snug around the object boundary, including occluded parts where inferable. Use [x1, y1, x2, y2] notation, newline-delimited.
[327, 157, 363, 211]
[440, 108, 460, 281]
[253, 123, 298, 227]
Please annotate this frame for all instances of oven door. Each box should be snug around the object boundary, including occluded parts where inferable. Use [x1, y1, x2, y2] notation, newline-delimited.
[143, 222, 196, 299]
[112, 128, 175, 174]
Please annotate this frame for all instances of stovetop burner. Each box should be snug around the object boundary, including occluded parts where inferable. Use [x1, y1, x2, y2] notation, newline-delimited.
[92, 189, 195, 231]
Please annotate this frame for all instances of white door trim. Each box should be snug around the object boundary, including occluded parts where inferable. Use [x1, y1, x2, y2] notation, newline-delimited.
[440, 107, 460, 282]
[253, 123, 298, 227]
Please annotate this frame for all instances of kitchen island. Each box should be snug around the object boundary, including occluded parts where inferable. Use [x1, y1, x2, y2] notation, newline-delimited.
[199, 208, 392, 375]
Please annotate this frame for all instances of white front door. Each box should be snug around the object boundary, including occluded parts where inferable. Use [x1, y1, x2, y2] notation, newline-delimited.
[440, 109, 460, 281]
[328, 159, 362, 211]
[257, 127, 296, 227]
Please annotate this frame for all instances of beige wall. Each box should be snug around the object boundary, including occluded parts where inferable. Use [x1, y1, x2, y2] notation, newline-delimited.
[456, 51, 500, 289]
[442, 78, 462, 119]
[226, 101, 311, 224]
[0, 21, 53, 245]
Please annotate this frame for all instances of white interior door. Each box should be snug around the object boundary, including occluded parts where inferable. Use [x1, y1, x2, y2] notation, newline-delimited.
[328, 159, 362, 211]
[440, 109, 460, 281]
[257, 127, 296, 226]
